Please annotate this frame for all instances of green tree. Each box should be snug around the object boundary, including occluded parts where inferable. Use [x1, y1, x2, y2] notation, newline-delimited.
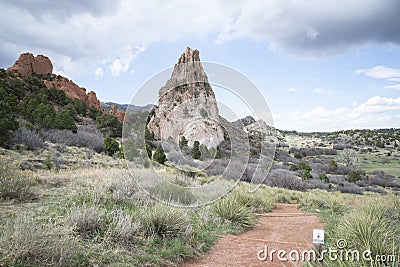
[215, 146, 222, 159]
[145, 127, 155, 141]
[191, 141, 201, 159]
[302, 170, 312, 181]
[54, 110, 77, 133]
[32, 103, 56, 128]
[104, 136, 119, 156]
[347, 171, 361, 183]
[73, 98, 88, 116]
[0, 100, 18, 147]
[153, 144, 166, 164]
[62, 103, 78, 120]
[145, 143, 153, 159]
[89, 106, 102, 120]
[179, 136, 188, 148]
[319, 173, 329, 183]
[96, 114, 122, 137]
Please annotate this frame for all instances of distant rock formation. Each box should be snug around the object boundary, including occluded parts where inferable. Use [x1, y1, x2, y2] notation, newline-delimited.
[109, 104, 126, 122]
[7, 52, 101, 111]
[147, 47, 224, 148]
[7, 52, 52, 76]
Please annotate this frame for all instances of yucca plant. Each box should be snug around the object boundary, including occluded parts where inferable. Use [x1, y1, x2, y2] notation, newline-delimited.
[211, 196, 256, 229]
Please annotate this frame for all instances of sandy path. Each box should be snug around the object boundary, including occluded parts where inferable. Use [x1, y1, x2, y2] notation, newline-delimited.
[183, 203, 323, 267]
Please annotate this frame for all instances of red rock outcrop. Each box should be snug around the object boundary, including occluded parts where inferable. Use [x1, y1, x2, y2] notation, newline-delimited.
[7, 52, 52, 76]
[109, 104, 126, 122]
[8, 52, 102, 111]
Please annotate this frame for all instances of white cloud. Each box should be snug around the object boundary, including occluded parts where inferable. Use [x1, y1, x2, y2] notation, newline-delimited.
[94, 67, 104, 78]
[313, 88, 333, 94]
[109, 45, 145, 77]
[287, 87, 299, 92]
[356, 65, 400, 91]
[275, 96, 400, 131]
[355, 66, 400, 79]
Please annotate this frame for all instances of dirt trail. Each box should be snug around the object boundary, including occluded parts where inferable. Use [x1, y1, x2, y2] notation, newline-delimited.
[183, 203, 323, 267]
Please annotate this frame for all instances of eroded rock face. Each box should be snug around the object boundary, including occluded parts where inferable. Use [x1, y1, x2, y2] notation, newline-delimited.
[147, 47, 224, 148]
[7, 52, 53, 76]
[109, 104, 126, 122]
[8, 52, 102, 111]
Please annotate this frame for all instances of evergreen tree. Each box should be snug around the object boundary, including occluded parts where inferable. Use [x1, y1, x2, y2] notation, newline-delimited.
[54, 110, 77, 133]
[104, 136, 119, 156]
[145, 143, 153, 159]
[179, 136, 188, 148]
[191, 141, 201, 159]
[145, 127, 155, 141]
[215, 146, 222, 159]
[0, 100, 18, 147]
[153, 144, 166, 164]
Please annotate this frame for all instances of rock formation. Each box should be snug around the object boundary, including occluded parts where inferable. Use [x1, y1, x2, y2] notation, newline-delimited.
[7, 52, 53, 76]
[8, 52, 101, 111]
[147, 47, 224, 148]
[109, 104, 126, 122]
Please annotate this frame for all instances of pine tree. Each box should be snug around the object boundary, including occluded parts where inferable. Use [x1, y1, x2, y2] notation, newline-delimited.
[104, 136, 120, 156]
[179, 136, 188, 148]
[145, 143, 153, 159]
[191, 141, 201, 159]
[153, 144, 166, 164]
[215, 146, 222, 159]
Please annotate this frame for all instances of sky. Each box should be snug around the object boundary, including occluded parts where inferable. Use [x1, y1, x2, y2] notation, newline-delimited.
[0, 0, 400, 132]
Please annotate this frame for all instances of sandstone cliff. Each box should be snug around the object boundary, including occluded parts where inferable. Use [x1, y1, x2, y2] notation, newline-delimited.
[7, 52, 101, 111]
[147, 47, 224, 148]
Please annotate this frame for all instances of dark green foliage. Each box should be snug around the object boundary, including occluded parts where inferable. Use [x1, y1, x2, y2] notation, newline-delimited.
[179, 136, 188, 148]
[104, 136, 120, 156]
[215, 146, 222, 159]
[329, 159, 338, 172]
[89, 106, 102, 120]
[153, 144, 167, 164]
[0, 99, 18, 146]
[31, 103, 56, 128]
[290, 161, 311, 172]
[145, 127, 155, 141]
[191, 141, 201, 159]
[347, 171, 361, 183]
[48, 88, 70, 106]
[145, 143, 153, 159]
[319, 173, 330, 183]
[54, 110, 77, 133]
[72, 98, 88, 116]
[96, 114, 122, 138]
[301, 170, 312, 181]
[62, 103, 78, 120]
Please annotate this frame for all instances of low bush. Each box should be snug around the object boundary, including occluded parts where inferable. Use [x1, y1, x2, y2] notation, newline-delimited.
[211, 196, 256, 229]
[10, 127, 44, 150]
[140, 203, 192, 239]
[333, 203, 400, 263]
[265, 169, 305, 191]
[66, 206, 107, 240]
[0, 213, 85, 266]
[149, 181, 196, 205]
[0, 159, 36, 201]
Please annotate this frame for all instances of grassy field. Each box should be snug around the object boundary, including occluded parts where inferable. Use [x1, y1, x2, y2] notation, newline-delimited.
[1, 159, 399, 266]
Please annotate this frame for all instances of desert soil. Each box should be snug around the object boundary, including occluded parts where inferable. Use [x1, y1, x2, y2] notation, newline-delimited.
[183, 203, 323, 267]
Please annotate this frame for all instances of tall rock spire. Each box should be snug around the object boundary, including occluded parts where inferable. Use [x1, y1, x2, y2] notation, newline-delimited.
[147, 47, 224, 148]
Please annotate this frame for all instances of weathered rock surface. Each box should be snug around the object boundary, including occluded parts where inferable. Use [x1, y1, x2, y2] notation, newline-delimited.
[7, 52, 53, 76]
[8, 52, 101, 111]
[147, 47, 224, 148]
[109, 104, 126, 122]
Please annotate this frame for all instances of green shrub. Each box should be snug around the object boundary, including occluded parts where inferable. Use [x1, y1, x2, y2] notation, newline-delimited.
[319, 173, 330, 183]
[0, 213, 85, 266]
[149, 181, 195, 205]
[191, 141, 201, 159]
[104, 136, 119, 156]
[232, 189, 275, 213]
[66, 206, 107, 240]
[333, 203, 400, 262]
[0, 159, 36, 201]
[96, 114, 122, 137]
[140, 203, 191, 239]
[211, 196, 256, 229]
[153, 144, 166, 164]
[179, 136, 188, 148]
[347, 171, 361, 182]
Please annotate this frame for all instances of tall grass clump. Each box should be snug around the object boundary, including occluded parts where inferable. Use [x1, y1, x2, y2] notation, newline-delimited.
[66, 206, 107, 240]
[211, 196, 256, 230]
[140, 203, 192, 239]
[0, 158, 36, 201]
[333, 203, 400, 261]
[232, 185, 275, 213]
[149, 181, 196, 205]
[0, 213, 86, 266]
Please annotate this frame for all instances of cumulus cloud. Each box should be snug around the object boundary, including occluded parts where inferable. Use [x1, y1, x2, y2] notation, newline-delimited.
[313, 88, 333, 94]
[356, 66, 400, 90]
[94, 67, 104, 79]
[275, 96, 400, 131]
[109, 45, 146, 77]
[287, 87, 299, 92]
[217, 0, 400, 57]
[1, 0, 399, 76]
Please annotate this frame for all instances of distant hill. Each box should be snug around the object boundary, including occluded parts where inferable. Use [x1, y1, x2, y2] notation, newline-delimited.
[102, 102, 154, 113]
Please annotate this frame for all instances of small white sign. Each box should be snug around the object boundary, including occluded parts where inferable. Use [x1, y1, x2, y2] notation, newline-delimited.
[312, 229, 325, 244]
